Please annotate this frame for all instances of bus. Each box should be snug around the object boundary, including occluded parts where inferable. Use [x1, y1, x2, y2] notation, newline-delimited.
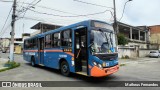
[23, 20, 119, 77]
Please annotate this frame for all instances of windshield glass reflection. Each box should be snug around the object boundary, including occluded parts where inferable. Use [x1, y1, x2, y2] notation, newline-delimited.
[90, 30, 116, 54]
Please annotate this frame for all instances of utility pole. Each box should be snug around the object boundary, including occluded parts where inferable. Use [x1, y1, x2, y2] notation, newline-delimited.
[113, 0, 119, 48]
[10, 0, 17, 61]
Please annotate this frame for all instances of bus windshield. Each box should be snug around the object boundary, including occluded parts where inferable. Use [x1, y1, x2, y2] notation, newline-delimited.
[90, 30, 116, 54]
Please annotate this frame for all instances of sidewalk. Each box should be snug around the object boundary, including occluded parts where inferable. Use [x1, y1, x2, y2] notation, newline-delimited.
[119, 57, 159, 65]
[0, 58, 8, 70]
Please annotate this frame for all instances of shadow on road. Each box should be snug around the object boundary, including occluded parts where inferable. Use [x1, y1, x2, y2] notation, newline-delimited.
[25, 63, 118, 84]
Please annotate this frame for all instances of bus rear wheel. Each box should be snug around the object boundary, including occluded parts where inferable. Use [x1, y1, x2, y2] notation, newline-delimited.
[60, 61, 70, 76]
[31, 57, 36, 67]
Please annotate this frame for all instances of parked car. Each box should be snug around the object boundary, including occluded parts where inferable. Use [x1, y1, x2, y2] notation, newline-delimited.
[149, 51, 160, 58]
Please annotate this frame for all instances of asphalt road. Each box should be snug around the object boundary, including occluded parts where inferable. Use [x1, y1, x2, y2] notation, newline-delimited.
[0, 52, 160, 90]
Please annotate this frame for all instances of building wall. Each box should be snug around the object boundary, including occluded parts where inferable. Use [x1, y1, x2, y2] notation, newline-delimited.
[139, 49, 152, 57]
[149, 25, 160, 44]
[118, 46, 138, 58]
[150, 34, 160, 44]
[128, 42, 147, 49]
[118, 46, 157, 58]
[149, 25, 160, 34]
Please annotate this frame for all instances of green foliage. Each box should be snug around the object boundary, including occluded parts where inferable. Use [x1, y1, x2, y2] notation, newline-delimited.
[117, 33, 128, 45]
[0, 61, 20, 72]
[120, 63, 126, 66]
[121, 55, 130, 59]
[124, 55, 130, 59]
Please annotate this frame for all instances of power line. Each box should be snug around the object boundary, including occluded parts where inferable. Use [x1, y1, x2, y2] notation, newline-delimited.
[0, 6, 12, 37]
[28, 8, 111, 17]
[73, 0, 113, 9]
[0, 23, 11, 37]
[18, 0, 41, 16]
[119, 0, 132, 21]
[18, 16, 53, 22]
[0, 0, 12, 2]
[12, 0, 113, 20]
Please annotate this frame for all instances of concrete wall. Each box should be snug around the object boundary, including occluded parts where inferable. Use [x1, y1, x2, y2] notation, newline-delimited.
[149, 25, 160, 44]
[118, 46, 138, 58]
[118, 46, 157, 58]
[150, 34, 160, 44]
[139, 49, 150, 57]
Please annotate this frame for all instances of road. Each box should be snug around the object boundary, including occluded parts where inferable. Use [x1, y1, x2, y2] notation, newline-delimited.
[0, 52, 160, 90]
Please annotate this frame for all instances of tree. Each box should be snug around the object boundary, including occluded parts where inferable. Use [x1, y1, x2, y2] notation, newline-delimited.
[117, 33, 128, 45]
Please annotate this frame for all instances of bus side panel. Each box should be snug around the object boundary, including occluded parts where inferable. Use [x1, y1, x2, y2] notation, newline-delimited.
[43, 51, 60, 69]
[24, 51, 32, 62]
[23, 51, 28, 61]
[43, 52, 74, 72]
[43, 51, 75, 73]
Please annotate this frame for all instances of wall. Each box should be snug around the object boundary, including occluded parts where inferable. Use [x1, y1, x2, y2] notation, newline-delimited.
[150, 34, 160, 44]
[139, 49, 151, 57]
[118, 46, 138, 58]
[149, 25, 160, 44]
[118, 46, 157, 58]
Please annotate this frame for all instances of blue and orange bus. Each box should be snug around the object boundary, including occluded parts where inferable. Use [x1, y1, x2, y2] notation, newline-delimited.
[23, 20, 119, 77]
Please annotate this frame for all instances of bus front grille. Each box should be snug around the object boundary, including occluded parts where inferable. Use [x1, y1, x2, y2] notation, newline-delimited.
[94, 53, 118, 61]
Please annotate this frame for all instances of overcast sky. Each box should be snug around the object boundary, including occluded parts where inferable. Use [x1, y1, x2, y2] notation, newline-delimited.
[0, 0, 160, 38]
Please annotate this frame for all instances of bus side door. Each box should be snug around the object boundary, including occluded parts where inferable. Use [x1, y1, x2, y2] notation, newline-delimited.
[38, 37, 44, 65]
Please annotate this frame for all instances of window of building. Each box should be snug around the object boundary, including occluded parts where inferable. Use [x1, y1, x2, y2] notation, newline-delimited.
[61, 30, 72, 47]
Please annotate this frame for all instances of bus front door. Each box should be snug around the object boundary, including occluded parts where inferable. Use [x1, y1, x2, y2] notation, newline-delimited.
[38, 37, 44, 65]
[74, 27, 88, 75]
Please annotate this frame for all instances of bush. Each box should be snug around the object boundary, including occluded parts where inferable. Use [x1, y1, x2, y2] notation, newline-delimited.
[124, 55, 130, 59]
[4, 60, 20, 68]
[0, 60, 21, 72]
[117, 33, 128, 45]
[121, 55, 130, 59]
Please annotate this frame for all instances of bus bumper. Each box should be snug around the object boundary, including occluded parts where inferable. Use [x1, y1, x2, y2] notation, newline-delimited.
[90, 65, 119, 77]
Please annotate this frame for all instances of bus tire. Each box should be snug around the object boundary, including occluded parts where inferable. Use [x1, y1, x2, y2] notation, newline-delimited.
[31, 57, 36, 67]
[60, 60, 70, 76]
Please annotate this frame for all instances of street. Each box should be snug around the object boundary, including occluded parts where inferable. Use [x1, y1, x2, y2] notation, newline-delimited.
[0, 52, 160, 90]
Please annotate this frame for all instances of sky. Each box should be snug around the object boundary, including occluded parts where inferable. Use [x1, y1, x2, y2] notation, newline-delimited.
[0, 0, 160, 38]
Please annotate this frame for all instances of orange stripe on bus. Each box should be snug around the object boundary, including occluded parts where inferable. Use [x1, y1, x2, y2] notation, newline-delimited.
[65, 52, 74, 57]
[44, 50, 63, 52]
[23, 50, 38, 52]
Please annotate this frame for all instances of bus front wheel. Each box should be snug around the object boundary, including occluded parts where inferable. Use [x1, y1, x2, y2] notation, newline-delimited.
[60, 61, 70, 76]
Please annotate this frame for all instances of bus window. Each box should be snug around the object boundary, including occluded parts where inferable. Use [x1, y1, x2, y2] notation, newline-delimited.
[33, 38, 37, 48]
[45, 34, 51, 48]
[61, 30, 72, 47]
[53, 32, 60, 47]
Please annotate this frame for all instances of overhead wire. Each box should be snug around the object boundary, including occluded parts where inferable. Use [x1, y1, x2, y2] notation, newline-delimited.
[27, 8, 112, 17]
[0, 5, 12, 37]
[73, 0, 113, 9]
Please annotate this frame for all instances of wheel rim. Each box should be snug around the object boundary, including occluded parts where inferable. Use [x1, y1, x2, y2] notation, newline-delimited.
[62, 64, 68, 73]
[32, 61, 34, 66]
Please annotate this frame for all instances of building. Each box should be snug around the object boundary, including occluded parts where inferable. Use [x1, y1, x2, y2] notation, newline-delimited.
[117, 22, 149, 49]
[115, 22, 160, 58]
[30, 22, 62, 36]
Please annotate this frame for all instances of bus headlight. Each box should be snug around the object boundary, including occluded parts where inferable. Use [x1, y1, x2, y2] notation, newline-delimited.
[98, 64, 102, 69]
[93, 61, 97, 66]
[93, 61, 103, 69]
